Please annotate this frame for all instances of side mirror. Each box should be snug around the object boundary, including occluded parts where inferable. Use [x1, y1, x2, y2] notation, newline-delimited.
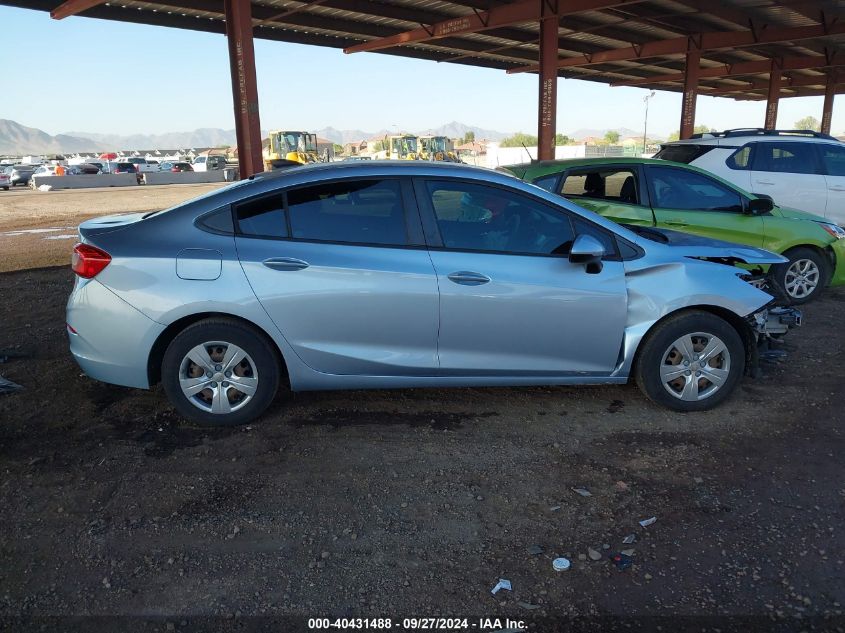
[747, 197, 774, 215]
[569, 234, 605, 274]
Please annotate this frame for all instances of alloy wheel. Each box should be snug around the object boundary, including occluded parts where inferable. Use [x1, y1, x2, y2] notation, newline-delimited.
[783, 258, 820, 300]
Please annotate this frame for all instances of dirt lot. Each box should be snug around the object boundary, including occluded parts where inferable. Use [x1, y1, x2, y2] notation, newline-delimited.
[0, 184, 224, 272]
[0, 187, 843, 631]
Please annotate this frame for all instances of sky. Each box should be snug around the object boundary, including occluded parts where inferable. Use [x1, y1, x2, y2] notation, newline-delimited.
[1, 5, 842, 138]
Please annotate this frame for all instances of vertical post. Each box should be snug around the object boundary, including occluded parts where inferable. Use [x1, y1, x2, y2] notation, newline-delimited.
[821, 73, 836, 135]
[537, 1, 558, 162]
[679, 48, 700, 139]
[765, 61, 782, 130]
[225, 0, 263, 178]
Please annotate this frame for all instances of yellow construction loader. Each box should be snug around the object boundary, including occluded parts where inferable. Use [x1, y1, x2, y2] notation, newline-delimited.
[264, 130, 321, 170]
[418, 135, 460, 162]
[381, 134, 419, 160]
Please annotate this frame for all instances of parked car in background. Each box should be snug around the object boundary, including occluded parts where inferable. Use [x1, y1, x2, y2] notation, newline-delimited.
[192, 155, 227, 171]
[4, 165, 36, 186]
[111, 162, 139, 174]
[68, 162, 800, 426]
[67, 163, 102, 175]
[506, 157, 845, 304]
[0, 170, 9, 190]
[161, 161, 193, 172]
[122, 157, 159, 174]
[655, 129, 845, 225]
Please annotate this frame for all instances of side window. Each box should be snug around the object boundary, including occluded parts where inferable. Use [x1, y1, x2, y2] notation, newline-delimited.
[649, 167, 744, 212]
[532, 174, 559, 192]
[751, 142, 819, 174]
[425, 180, 575, 255]
[820, 144, 845, 177]
[235, 194, 288, 238]
[560, 169, 640, 205]
[727, 145, 752, 170]
[287, 179, 407, 246]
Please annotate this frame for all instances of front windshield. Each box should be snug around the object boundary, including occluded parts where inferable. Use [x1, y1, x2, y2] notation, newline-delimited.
[280, 132, 303, 153]
[403, 137, 418, 153]
[304, 133, 317, 153]
[432, 137, 447, 152]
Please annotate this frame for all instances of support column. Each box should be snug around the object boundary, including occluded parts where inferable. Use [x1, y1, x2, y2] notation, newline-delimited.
[225, 0, 263, 178]
[821, 73, 836, 135]
[679, 48, 700, 139]
[537, 1, 558, 161]
[765, 61, 782, 130]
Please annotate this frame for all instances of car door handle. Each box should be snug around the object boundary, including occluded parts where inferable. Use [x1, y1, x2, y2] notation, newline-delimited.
[447, 271, 491, 285]
[754, 179, 776, 185]
[262, 257, 309, 271]
[829, 186, 845, 192]
[664, 220, 688, 227]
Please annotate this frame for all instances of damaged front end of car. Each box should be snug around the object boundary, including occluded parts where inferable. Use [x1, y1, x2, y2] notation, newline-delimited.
[744, 304, 802, 377]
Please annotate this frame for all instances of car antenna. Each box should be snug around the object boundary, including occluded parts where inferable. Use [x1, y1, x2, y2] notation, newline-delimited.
[522, 142, 535, 164]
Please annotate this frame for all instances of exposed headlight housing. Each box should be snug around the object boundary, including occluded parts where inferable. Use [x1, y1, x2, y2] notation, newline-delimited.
[819, 222, 845, 239]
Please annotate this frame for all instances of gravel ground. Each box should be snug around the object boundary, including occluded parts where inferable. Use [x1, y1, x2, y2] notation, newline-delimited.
[0, 184, 225, 272]
[0, 264, 843, 632]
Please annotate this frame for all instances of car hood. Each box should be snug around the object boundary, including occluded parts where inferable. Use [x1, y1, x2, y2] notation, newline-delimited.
[772, 206, 829, 224]
[624, 225, 787, 265]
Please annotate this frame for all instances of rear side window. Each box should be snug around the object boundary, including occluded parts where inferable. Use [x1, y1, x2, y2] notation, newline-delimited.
[820, 144, 845, 176]
[236, 195, 288, 238]
[560, 168, 641, 205]
[653, 144, 715, 164]
[751, 142, 820, 174]
[287, 179, 407, 246]
[726, 145, 752, 170]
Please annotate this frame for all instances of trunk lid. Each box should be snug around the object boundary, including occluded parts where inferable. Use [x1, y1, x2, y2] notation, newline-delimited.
[78, 213, 146, 241]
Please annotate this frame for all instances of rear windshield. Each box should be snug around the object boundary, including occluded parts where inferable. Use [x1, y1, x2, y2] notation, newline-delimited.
[653, 144, 715, 164]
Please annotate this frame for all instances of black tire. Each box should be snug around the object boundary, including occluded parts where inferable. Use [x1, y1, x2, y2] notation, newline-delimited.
[769, 247, 829, 304]
[161, 318, 280, 426]
[634, 310, 745, 412]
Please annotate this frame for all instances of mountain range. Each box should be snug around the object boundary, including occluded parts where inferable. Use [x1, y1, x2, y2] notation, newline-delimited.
[0, 119, 664, 155]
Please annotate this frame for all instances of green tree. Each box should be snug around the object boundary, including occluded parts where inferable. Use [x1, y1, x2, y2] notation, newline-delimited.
[667, 124, 715, 142]
[370, 140, 385, 152]
[463, 131, 476, 144]
[604, 130, 620, 144]
[499, 132, 539, 148]
[333, 144, 344, 154]
[794, 116, 821, 132]
[554, 133, 572, 146]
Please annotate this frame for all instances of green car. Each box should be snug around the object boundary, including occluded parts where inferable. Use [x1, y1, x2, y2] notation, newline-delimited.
[504, 157, 845, 303]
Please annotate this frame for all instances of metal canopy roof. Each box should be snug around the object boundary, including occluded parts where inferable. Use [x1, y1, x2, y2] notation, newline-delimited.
[5, 0, 844, 101]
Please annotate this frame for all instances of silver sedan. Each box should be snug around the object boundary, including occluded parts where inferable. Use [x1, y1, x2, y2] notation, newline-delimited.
[67, 161, 799, 426]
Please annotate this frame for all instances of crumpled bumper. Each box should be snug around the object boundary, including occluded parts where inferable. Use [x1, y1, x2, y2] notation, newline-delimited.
[745, 306, 802, 375]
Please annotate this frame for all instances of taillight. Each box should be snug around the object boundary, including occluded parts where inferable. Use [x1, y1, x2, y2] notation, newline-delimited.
[72, 243, 111, 279]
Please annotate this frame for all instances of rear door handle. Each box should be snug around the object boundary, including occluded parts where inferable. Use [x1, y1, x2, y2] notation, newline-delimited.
[447, 271, 491, 285]
[665, 220, 688, 227]
[263, 257, 309, 271]
[829, 186, 845, 192]
[754, 179, 776, 185]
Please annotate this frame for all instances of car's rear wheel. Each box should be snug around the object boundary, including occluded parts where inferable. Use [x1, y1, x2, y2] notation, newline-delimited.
[161, 319, 280, 426]
[634, 311, 745, 412]
[769, 247, 829, 304]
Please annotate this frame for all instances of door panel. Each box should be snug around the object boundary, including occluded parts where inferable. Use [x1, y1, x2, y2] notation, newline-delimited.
[238, 239, 439, 375]
[430, 251, 627, 374]
[819, 143, 845, 225]
[418, 178, 628, 376]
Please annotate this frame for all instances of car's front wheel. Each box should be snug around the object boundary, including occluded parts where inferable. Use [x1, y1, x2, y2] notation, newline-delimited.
[769, 247, 829, 304]
[161, 319, 280, 426]
[634, 310, 745, 412]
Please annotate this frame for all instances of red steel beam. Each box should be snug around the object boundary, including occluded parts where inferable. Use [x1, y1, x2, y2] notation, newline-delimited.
[679, 48, 700, 140]
[538, 3, 558, 161]
[343, 0, 646, 55]
[765, 61, 782, 130]
[821, 74, 837, 135]
[508, 21, 845, 73]
[701, 72, 843, 95]
[225, 0, 264, 178]
[610, 54, 840, 87]
[51, 0, 107, 19]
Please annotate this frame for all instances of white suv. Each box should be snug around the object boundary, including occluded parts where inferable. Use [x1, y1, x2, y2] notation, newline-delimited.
[655, 129, 845, 225]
